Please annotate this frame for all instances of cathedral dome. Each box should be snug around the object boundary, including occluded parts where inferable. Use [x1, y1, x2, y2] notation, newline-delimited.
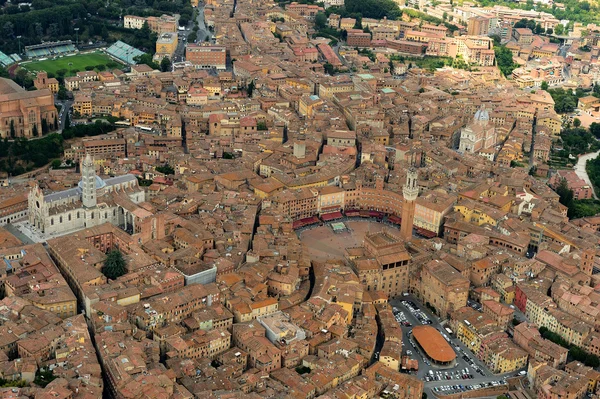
[78, 175, 107, 191]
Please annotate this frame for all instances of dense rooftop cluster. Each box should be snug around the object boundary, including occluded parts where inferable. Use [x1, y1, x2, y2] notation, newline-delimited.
[2, 0, 600, 397]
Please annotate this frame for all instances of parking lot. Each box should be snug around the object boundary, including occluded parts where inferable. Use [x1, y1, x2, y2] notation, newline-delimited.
[389, 295, 520, 397]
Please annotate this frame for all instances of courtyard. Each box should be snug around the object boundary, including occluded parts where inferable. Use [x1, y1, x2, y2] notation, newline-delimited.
[298, 219, 400, 262]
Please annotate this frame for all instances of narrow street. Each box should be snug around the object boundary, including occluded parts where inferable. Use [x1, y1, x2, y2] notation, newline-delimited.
[173, 3, 209, 63]
[56, 99, 73, 132]
[529, 116, 537, 167]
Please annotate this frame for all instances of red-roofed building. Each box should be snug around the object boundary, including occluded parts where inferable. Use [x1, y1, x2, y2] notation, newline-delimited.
[317, 44, 342, 67]
[549, 170, 593, 200]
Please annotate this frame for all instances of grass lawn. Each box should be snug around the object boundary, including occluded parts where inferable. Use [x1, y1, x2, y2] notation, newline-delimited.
[22, 52, 121, 76]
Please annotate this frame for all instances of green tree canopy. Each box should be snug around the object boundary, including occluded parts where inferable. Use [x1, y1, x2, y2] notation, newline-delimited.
[102, 250, 127, 280]
[155, 163, 175, 175]
[344, 0, 401, 19]
[555, 24, 564, 35]
[315, 12, 327, 29]
[160, 56, 172, 72]
[134, 53, 159, 70]
[494, 46, 517, 77]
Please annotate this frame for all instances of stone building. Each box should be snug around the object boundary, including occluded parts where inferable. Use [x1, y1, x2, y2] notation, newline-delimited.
[0, 78, 57, 138]
[459, 108, 497, 154]
[28, 154, 145, 236]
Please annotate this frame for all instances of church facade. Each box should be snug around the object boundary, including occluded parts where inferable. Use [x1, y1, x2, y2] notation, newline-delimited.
[458, 108, 496, 155]
[28, 154, 145, 236]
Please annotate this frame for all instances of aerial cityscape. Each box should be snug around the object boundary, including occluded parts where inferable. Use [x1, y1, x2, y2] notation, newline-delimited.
[0, 0, 599, 398]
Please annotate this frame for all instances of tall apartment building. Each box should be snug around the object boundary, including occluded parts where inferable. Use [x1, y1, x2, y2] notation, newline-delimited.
[186, 44, 227, 70]
[467, 16, 491, 36]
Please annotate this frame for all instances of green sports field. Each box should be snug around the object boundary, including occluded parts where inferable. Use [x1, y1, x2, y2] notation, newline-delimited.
[22, 52, 121, 76]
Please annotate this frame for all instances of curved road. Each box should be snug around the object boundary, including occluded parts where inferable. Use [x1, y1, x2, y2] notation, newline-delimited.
[574, 150, 600, 199]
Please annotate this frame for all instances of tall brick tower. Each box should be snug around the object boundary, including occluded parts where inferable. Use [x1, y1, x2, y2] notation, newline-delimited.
[400, 167, 418, 241]
[81, 154, 97, 209]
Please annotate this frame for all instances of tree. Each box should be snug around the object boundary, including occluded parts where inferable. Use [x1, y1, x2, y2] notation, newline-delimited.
[101, 25, 109, 41]
[2, 21, 13, 38]
[590, 122, 600, 138]
[489, 34, 501, 46]
[41, 118, 48, 135]
[345, 0, 401, 19]
[34, 368, 56, 388]
[139, 22, 151, 41]
[34, 22, 43, 38]
[388, 59, 395, 75]
[57, 86, 68, 100]
[15, 69, 33, 89]
[47, 23, 59, 38]
[573, 118, 581, 127]
[324, 62, 335, 75]
[160, 56, 171, 72]
[50, 159, 61, 168]
[514, 18, 529, 29]
[102, 250, 127, 280]
[188, 31, 197, 42]
[9, 120, 15, 138]
[64, 113, 70, 130]
[556, 177, 574, 213]
[546, 27, 553, 35]
[315, 12, 327, 29]
[133, 54, 159, 70]
[554, 24, 564, 35]
[247, 80, 255, 97]
[535, 23, 543, 34]
[32, 124, 38, 137]
[586, 354, 600, 368]
[495, 46, 517, 77]
[155, 164, 175, 175]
